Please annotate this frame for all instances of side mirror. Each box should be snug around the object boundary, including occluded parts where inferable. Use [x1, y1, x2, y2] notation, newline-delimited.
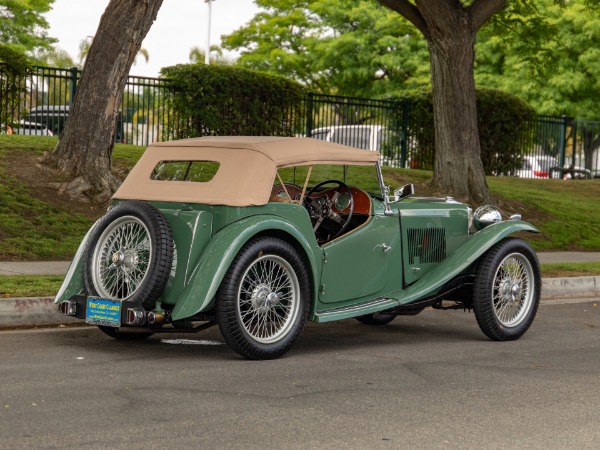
[394, 183, 414, 201]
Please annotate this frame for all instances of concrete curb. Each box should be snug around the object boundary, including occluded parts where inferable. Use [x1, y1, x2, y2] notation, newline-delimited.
[1, 276, 599, 329]
[541, 276, 600, 301]
[0, 296, 81, 328]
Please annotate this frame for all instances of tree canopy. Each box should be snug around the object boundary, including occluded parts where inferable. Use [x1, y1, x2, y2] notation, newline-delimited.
[225, 0, 600, 122]
[0, 0, 56, 54]
[476, 0, 600, 120]
[222, 0, 429, 97]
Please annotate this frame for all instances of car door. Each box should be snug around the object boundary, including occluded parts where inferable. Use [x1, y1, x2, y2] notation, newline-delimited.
[317, 213, 399, 304]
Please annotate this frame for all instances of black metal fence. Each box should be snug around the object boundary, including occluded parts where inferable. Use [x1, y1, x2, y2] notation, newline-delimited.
[3, 66, 172, 146]
[304, 93, 416, 168]
[121, 75, 172, 145]
[304, 95, 599, 178]
[2, 65, 599, 178]
[523, 116, 599, 179]
[569, 120, 600, 176]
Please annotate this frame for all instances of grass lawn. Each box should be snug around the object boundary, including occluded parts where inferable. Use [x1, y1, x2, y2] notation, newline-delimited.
[0, 134, 599, 297]
[0, 275, 64, 298]
[2, 261, 600, 298]
[488, 177, 600, 250]
[0, 135, 145, 260]
[1, 134, 599, 262]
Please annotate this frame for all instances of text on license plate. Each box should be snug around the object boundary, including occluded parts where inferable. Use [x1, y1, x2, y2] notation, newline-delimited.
[86, 297, 121, 327]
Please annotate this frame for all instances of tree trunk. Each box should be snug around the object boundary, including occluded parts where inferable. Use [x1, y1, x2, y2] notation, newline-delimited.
[45, 0, 163, 203]
[379, 0, 507, 205]
[426, 22, 491, 204]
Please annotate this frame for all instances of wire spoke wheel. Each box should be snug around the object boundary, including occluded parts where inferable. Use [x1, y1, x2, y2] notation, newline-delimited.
[492, 253, 534, 327]
[84, 200, 174, 313]
[216, 237, 310, 360]
[473, 238, 541, 341]
[92, 216, 152, 300]
[238, 255, 300, 344]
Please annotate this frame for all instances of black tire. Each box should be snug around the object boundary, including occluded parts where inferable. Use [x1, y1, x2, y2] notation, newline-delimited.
[83, 200, 174, 310]
[355, 312, 398, 325]
[98, 326, 154, 340]
[216, 237, 311, 360]
[473, 237, 541, 341]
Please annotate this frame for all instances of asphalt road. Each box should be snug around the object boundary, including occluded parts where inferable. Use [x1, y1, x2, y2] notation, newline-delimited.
[1, 302, 599, 449]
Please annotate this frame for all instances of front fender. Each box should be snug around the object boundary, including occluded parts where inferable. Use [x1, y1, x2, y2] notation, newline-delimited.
[394, 220, 539, 304]
[171, 215, 320, 320]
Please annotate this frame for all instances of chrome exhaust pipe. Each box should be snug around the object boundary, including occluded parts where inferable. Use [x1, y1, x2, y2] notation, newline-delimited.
[147, 311, 165, 325]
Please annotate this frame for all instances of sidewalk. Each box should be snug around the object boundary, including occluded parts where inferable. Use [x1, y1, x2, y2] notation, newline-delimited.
[536, 252, 600, 264]
[2, 252, 600, 276]
[0, 261, 71, 276]
[1, 253, 600, 329]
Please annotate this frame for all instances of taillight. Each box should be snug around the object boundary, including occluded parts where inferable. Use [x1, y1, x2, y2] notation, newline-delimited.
[125, 308, 145, 326]
[58, 300, 77, 316]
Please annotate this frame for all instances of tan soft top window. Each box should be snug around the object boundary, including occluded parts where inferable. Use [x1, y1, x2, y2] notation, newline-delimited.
[151, 161, 220, 182]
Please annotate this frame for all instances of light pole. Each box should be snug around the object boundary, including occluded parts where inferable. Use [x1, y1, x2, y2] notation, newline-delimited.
[205, 0, 214, 65]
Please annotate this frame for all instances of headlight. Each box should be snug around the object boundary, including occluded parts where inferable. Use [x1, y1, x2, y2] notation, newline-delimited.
[473, 205, 502, 230]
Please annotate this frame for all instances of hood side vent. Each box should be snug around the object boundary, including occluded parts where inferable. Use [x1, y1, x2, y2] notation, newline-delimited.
[407, 227, 446, 265]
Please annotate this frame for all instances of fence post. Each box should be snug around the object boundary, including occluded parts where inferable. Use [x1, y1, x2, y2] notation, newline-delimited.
[400, 100, 409, 168]
[558, 115, 568, 167]
[68, 67, 78, 106]
[571, 120, 578, 167]
[305, 92, 313, 138]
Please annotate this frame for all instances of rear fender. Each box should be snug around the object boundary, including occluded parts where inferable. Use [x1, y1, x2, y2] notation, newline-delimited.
[171, 215, 320, 320]
[54, 220, 99, 304]
[395, 220, 539, 304]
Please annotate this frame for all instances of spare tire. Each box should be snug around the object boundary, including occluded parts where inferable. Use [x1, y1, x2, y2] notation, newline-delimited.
[83, 200, 174, 310]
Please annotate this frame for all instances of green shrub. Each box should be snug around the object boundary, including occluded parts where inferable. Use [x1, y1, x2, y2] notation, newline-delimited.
[0, 46, 32, 131]
[161, 64, 306, 138]
[383, 88, 536, 174]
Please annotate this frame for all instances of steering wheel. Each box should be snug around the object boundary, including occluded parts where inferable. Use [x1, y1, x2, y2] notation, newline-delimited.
[304, 180, 354, 239]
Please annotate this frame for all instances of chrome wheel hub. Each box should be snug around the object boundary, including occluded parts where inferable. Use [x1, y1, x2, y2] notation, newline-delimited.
[251, 285, 282, 313]
[499, 279, 523, 302]
[111, 251, 123, 265]
[111, 250, 138, 270]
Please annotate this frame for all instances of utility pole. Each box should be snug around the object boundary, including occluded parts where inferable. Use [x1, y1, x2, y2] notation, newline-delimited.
[205, 0, 214, 65]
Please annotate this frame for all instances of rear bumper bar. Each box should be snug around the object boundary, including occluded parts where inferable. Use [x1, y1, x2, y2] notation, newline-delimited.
[57, 295, 146, 326]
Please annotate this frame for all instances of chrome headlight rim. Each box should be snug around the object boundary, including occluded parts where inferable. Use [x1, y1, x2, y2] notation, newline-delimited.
[473, 205, 502, 230]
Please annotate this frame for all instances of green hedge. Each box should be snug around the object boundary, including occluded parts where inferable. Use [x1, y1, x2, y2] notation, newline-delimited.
[383, 88, 536, 174]
[161, 64, 306, 139]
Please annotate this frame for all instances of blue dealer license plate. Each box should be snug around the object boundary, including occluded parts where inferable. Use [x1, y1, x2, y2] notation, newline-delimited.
[86, 297, 121, 327]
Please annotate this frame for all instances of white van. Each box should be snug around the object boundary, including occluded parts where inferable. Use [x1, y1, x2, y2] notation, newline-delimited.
[310, 125, 385, 152]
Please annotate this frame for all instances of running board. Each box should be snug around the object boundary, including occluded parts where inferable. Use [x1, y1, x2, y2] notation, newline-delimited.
[313, 298, 400, 323]
[312, 275, 474, 323]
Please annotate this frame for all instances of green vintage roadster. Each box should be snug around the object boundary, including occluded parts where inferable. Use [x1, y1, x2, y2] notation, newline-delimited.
[56, 136, 541, 359]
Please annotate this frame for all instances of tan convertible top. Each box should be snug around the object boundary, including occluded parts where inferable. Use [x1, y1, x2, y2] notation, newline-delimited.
[113, 136, 379, 206]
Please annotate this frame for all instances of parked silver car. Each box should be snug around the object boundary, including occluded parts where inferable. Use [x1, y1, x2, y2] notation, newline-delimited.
[13, 120, 53, 137]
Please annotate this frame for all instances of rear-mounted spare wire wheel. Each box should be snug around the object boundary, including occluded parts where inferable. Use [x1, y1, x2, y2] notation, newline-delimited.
[84, 200, 174, 312]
